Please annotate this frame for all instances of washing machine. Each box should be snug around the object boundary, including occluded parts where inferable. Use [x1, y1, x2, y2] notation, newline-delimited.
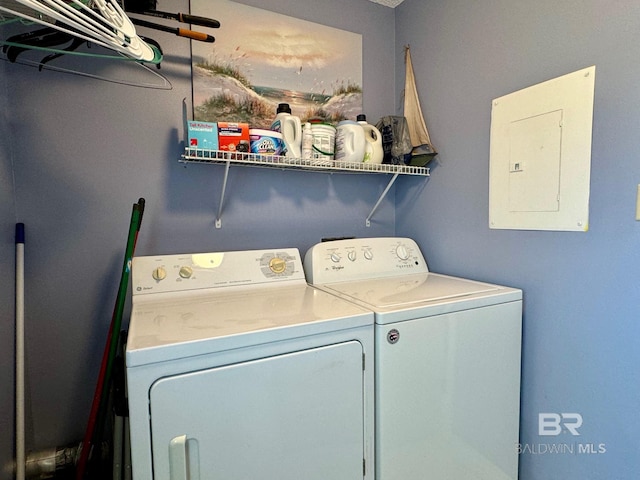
[125, 248, 375, 480]
[304, 237, 522, 480]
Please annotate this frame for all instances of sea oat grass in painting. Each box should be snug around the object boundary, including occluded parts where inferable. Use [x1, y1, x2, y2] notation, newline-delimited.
[191, 0, 362, 128]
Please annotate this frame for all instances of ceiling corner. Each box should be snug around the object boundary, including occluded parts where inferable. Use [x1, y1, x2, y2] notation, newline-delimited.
[367, 0, 405, 8]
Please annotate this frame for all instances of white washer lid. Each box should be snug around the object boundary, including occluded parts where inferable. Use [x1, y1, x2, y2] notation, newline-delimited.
[321, 273, 522, 323]
[126, 283, 372, 367]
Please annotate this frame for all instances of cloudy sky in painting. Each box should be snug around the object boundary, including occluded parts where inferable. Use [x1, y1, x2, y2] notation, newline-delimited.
[191, 0, 362, 95]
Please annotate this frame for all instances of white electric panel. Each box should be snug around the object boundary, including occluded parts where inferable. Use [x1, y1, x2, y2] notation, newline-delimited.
[489, 66, 596, 231]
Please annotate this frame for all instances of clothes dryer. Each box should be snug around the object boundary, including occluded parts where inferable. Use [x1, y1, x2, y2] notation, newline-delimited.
[126, 248, 374, 480]
[304, 237, 522, 480]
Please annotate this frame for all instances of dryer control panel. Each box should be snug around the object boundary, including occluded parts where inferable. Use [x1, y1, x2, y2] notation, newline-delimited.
[132, 248, 304, 295]
[304, 237, 428, 284]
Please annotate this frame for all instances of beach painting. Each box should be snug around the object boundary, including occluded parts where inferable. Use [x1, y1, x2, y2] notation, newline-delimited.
[190, 0, 363, 128]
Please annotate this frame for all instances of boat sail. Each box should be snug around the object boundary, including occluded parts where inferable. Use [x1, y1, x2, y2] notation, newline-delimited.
[403, 45, 437, 165]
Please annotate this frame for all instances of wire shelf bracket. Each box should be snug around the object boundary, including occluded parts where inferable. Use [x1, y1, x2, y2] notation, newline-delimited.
[180, 148, 430, 229]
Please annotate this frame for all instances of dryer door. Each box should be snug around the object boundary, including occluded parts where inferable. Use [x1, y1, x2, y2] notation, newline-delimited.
[149, 341, 365, 480]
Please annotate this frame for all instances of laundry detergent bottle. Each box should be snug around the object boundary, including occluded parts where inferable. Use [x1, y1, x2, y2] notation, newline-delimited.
[270, 103, 302, 158]
[357, 114, 384, 164]
[335, 120, 366, 163]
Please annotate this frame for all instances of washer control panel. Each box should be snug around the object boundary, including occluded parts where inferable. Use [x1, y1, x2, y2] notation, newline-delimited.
[132, 248, 303, 296]
[304, 237, 428, 284]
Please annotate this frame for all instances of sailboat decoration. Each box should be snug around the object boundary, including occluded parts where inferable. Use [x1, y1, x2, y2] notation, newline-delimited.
[403, 45, 437, 166]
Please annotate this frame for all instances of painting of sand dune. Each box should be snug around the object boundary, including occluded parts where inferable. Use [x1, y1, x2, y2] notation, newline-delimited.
[191, 0, 362, 128]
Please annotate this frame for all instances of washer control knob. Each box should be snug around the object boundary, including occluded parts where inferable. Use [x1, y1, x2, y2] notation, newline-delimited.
[179, 266, 193, 279]
[152, 267, 167, 281]
[330, 253, 341, 263]
[395, 245, 409, 260]
[269, 257, 287, 274]
[363, 249, 373, 260]
[348, 250, 357, 262]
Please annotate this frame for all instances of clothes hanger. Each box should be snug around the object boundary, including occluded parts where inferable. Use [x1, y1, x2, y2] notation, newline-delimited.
[0, 0, 219, 87]
[0, 0, 161, 62]
[0, 15, 171, 89]
[1, 0, 216, 66]
[0, 41, 173, 89]
[3, 26, 76, 62]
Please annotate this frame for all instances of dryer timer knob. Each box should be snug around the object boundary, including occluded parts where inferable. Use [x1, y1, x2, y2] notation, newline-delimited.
[395, 245, 409, 260]
[269, 257, 287, 274]
[152, 267, 167, 281]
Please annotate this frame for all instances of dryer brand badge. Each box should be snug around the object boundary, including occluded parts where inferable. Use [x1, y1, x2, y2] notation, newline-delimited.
[387, 329, 400, 344]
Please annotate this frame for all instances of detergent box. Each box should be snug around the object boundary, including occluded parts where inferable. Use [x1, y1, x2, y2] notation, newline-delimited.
[217, 122, 250, 153]
[187, 121, 218, 152]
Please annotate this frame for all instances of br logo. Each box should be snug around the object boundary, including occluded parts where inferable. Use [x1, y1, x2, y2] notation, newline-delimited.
[538, 413, 583, 436]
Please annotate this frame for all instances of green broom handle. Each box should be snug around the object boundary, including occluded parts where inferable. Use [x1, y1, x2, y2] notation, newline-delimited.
[96, 201, 144, 441]
[76, 199, 144, 479]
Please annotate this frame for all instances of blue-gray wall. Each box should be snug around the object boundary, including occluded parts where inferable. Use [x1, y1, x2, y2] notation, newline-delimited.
[2, 0, 639, 479]
[395, 1, 640, 479]
[0, 0, 395, 477]
[1, 53, 17, 479]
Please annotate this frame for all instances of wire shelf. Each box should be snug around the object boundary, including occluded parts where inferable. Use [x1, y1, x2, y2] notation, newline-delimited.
[180, 148, 430, 176]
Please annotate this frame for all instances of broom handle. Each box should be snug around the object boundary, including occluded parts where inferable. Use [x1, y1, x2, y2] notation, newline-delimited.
[15, 224, 25, 480]
[140, 9, 220, 29]
[75, 199, 144, 480]
[131, 17, 215, 42]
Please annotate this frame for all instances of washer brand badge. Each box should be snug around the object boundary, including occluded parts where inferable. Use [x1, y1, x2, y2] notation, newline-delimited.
[387, 329, 400, 344]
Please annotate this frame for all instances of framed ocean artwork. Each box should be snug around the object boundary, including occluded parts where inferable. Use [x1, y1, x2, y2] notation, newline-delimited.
[190, 0, 363, 128]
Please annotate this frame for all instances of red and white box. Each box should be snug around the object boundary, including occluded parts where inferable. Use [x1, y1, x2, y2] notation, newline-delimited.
[217, 122, 250, 153]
